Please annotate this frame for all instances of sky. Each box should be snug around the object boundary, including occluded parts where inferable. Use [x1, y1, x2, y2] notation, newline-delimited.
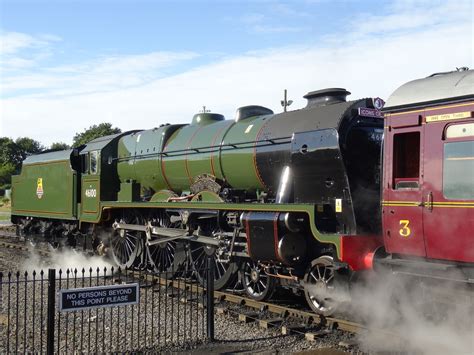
[0, 0, 473, 146]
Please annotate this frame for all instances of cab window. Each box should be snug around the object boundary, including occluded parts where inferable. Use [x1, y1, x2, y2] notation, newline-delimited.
[82, 154, 89, 173]
[443, 124, 474, 200]
[90, 151, 99, 174]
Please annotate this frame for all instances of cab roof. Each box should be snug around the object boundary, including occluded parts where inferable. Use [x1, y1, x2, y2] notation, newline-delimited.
[80, 133, 123, 154]
[80, 131, 139, 154]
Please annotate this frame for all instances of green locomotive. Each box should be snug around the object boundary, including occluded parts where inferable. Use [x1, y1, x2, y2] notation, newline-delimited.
[11, 88, 384, 315]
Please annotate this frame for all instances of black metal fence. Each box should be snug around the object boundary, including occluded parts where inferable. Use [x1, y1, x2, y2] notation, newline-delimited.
[0, 259, 215, 353]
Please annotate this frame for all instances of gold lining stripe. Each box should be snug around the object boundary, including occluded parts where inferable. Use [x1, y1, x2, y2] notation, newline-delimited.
[382, 204, 418, 207]
[382, 201, 474, 208]
[12, 209, 69, 215]
[23, 160, 70, 167]
[432, 204, 474, 208]
[432, 201, 474, 205]
[383, 200, 474, 205]
[382, 204, 474, 208]
[388, 102, 474, 117]
[446, 156, 474, 161]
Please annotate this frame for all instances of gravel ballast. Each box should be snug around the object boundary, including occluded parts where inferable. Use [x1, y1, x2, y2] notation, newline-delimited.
[0, 229, 365, 354]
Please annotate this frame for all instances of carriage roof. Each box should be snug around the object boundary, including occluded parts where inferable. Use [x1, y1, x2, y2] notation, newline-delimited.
[384, 69, 474, 112]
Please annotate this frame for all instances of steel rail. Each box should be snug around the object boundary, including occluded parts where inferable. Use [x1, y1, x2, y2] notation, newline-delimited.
[129, 270, 375, 335]
[0, 230, 392, 338]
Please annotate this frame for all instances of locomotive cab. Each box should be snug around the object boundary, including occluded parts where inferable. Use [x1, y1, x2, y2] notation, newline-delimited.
[79, 131, 138, 222]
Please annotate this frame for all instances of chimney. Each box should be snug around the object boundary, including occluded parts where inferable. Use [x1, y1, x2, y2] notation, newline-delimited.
[303, 88, 350, 108]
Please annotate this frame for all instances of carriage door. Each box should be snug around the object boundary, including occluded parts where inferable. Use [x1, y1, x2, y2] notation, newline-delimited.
[383, 122, 426, 257]
[422, 118, 474, 262]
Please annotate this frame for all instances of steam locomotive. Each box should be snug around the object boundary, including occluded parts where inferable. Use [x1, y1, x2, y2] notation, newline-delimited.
[11, 68, 474, 315]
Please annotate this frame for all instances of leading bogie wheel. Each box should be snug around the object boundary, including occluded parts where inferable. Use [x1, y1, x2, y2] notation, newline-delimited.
[241, 260, 276, 301]
[303, 256, 339, 316]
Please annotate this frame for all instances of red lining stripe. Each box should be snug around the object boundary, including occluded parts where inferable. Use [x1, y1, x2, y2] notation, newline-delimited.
[160, 143, 173, 191]
[273, 212, 283, 263]
[184, 126, 204, 184]
[245, 212, 252, 259]
[253, 123, 269, 190]
[209, 124, 228, 177]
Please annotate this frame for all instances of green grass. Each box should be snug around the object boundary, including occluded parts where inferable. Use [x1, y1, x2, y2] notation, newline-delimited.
[0, 214, 10, 221]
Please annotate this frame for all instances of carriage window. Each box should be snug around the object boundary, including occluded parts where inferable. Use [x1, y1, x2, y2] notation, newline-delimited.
[446, 123, 474, 139]
[393, 132, 420, 189]
[90, 151, 99, 174]
[443, 141, 474, 200]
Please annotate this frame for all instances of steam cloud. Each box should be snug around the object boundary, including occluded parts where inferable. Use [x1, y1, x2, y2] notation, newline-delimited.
[21, 244, 113, 275]
[348, 272, 474, 354]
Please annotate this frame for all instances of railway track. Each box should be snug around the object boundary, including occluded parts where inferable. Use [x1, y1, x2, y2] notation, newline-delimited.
[130, 269, 400, 342]
[0, 229, 398, 347]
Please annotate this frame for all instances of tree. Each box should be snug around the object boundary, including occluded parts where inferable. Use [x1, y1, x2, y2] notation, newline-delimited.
[50, 142, 71, 151]
[15, 137, 45, 161]
[0, 137, 22, 167]
[73, 123, 121, 147]
[0, 137, 45, 188]
[0, 162, 15, 189]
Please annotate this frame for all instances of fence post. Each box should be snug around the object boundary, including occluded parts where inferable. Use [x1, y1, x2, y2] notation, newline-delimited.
[206, 256, 215, 342]
[46, 269, 56, 355]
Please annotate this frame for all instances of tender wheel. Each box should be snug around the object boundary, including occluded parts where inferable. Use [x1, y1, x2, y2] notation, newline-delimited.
[304, 256, 339, 316]
[189, 242, 239, 290]
[241, 260, 276, 301]
[110, 214, 143, 269]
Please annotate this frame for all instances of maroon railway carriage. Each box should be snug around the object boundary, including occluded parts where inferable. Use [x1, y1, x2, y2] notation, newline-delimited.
[374, 68, 474, 283]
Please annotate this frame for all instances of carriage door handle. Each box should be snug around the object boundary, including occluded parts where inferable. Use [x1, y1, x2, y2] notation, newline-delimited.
[426, 191, 433, 211]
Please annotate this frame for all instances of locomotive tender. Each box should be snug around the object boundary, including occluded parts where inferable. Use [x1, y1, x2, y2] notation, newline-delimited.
[10, 68, 474, 315]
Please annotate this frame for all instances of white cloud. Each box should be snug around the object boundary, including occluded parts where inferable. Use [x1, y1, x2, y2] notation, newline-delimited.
[0, 31, 60, 55]
[241, 13, 266, 25]
[348, 0, 472, 37]
[271, 3, 311, 18]
[1, 51, 199, 97]
[0, 0, 472, 146]
[0, 31, 60, 72]
[1, 32, 39, 55]
[252, 24, 306, 34]
[239, 10, 305, 34]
